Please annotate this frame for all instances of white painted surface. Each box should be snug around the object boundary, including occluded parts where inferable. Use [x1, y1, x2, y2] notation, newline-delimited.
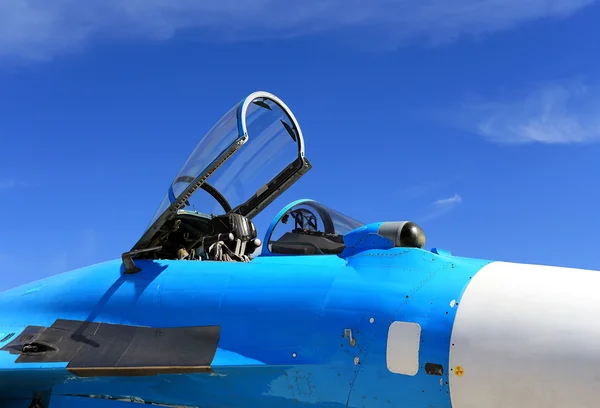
[450, 261, 600, 408]
[386, 321, 421, 375]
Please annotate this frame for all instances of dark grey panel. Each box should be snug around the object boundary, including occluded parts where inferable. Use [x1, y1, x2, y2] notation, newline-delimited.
[1, 319, 220, 377]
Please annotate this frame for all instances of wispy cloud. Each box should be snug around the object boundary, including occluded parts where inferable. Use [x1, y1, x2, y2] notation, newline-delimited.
[0, 0, 594, 61]
[461, 80, 600, 145]
[433, 193, 463, 207]
[395, 182, 441, 201]
[0, 179, 27, 192]
[0, 179, 17, 190]
[392, 174, 464, 201]
[418, 193, 462, 222]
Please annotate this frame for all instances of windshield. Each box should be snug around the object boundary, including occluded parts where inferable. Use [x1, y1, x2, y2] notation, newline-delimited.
[133, 91, 311, 252]
[265, 199, 365, 256]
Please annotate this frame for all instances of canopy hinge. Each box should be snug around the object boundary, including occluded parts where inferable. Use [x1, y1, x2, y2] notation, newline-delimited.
[121, 246, 163, 274]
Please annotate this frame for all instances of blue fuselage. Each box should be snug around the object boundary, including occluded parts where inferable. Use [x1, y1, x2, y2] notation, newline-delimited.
[0, 248, 489, 407]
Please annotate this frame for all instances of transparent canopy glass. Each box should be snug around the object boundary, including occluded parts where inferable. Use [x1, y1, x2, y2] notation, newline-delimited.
[133, 91, 311, 251]
[266, 200, 364, 256]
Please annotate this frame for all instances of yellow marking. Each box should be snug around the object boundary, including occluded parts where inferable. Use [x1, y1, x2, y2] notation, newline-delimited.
[454, 366, 464, 377]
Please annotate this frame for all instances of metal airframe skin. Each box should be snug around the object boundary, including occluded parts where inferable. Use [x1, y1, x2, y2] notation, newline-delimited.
[1, 91, 598, 408]
[0, 238, 489, 407]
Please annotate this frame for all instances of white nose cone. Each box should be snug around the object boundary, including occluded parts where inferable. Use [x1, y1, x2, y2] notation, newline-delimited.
[450, 261, 600, 408]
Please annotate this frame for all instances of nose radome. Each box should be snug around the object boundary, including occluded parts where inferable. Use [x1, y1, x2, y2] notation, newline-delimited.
[449, 261, 600, 408]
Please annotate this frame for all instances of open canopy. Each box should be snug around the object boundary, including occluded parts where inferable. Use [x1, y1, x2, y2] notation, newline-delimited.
[132, 91, 311, 252]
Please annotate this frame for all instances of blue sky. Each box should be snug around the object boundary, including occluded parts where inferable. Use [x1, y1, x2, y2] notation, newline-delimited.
[1, 0, 599, 290]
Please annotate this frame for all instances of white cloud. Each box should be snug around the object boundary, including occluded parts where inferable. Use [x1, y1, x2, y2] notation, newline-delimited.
[465, 80, 600, 144]
[418, 193, 462, 222]
[0, 179, 27, 191]
[433, 193, 463, 206]
[0, 0, 595, 61]
[0, 179, 17, 190]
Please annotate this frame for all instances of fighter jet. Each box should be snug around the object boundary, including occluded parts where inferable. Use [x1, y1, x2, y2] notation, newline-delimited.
[0, 91, 598, 408]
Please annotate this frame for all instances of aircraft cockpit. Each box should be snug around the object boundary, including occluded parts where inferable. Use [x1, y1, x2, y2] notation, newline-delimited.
[125, 91, 312, 267]
[262, 200, 364, 256]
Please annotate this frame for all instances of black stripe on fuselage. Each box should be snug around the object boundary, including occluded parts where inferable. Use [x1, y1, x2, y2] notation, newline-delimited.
[1, 319, 220, 377]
